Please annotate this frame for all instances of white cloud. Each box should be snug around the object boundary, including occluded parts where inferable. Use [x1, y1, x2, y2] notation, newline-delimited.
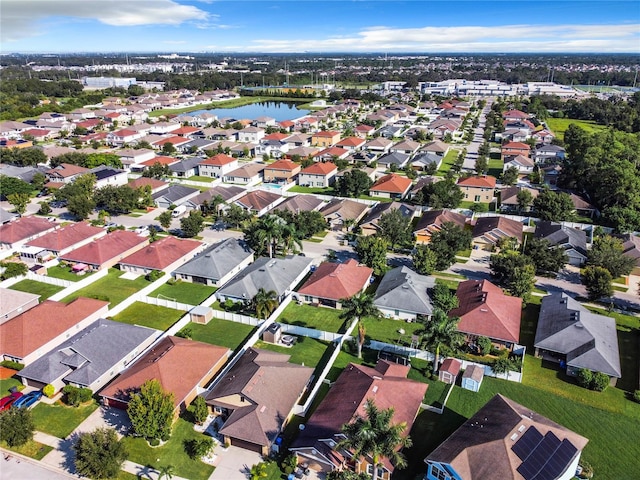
[1, 0, 209, 42]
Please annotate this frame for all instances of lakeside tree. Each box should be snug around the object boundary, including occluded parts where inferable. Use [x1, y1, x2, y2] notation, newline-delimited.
[336, 399, 412, 480]
[73, 428, 127, 480]
[127, 379, 175, 442]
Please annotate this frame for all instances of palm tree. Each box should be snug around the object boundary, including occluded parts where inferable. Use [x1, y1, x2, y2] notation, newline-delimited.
[157, 464, 175, 480]
[336, 398, 412, 480]
[252, 288, 279, 319]
[420, 309, 464, 374]
[340, 293, 381, 359]
[260, 214, 286, 258]
[279, 223, 303, 256]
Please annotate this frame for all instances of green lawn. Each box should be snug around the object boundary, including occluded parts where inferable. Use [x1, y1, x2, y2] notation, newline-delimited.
[186, 175, 214, 182]
[0, 439, 52, 460]
[151, 282, 216, 306]
[62, 268, 152, 307]
[277, 303, 347, 333]
[8, 280, 64, 301]
[186, 318, 255, 350]
[487, 153, 503, 178]
[0, 376, 25, 395]
[122, 417, 214, 480]
[254, 336, 330, 367]
[545, 118, 607, 138]
[112, 302, 184, 331]
[436, 149, 459, 176]
[46, 264, 95, 282]
[32, 401, 99, 438]
[362, 316, 423, 346]
[288, 185, 333, 194]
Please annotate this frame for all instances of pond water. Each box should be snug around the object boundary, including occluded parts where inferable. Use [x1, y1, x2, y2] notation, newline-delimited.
[187, 101, 311, 122]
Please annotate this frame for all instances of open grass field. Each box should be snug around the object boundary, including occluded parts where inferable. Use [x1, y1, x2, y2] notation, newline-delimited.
[112, 302, 184, 331]
[277, 303, 347, 333]
[151, 281, 216, 306]
[122, 417, 214, 480]
[32, 401, 99, 439]
[8, 280, 63, 301]
[545, 118, 607, 138]
[62, 268, 151, 307]
[186, 318, 255, 350]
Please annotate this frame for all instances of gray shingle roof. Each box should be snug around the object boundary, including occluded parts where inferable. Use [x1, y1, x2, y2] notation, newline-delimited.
[173, 238, 253, 283]
[217, 255, 312, 301]
[19, 318, 156, 387]
[169, 157, 204, 173]
[270, 195, 324, 214]
[152, 184, 199, 203]
[534, 293, 621, 377]
[534, 221, 587, 256]
[360, 201, 416, 232]
[377, 152, 409, 166]
[374, 266, 435, 316]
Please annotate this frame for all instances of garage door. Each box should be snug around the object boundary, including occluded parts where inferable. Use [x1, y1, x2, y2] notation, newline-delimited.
[105, 398, 129, 410]
[230, 437, 263, 453]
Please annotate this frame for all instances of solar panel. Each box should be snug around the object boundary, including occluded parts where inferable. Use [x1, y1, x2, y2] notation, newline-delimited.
[532, 440, 579, 480]
[512, 426, 543, 461]
[517, 432, 562, 480]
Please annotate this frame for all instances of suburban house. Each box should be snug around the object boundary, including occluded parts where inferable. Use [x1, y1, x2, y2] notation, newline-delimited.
[390, 139, 420, 155]
[499, 186, 539, 212]
[168, 157, 204, 178]
[369, 174, 413, 200]
[315, 146, 349, 162]
[534, 293, 621, 383]
[534, 144, 566, 164]
[223, 163, 265, 185]
[503, 154, 535, 175]
[472, 216, 524, 248]
[118, 236, 202, 275]
[173, 238, 254, 288]
[270, 194, 324, 214]
[377, 152, 410, 169]
[0, 208, 18, 225]
[457, 176, 497, 203]
[298, 162, 337, 188]
[216, 255, 313, 304]
[620, 233, 640, 275]
[0, 288, 39, 325]
[534, 221, 588, 266]
[152, 184, 200, 209]
[320, 199, 369, 231]
[421, 140, 449, 156]
[0, 216, 58, 251]
[290, 360, 427, 479]
[237, 126, 265, 143]
[450, 279, 522, 349]
[359, 202, 417, 237]
[204, 348, 313, 455]
[364, 137, 393, 154]
[235, 190, 283, 216]
[60, 230, 149, 272]
[501, 141, 531, 161]
[18, 319, 156, 393]
[311, 130, 341, 147]
[0, 298, 109, 365]
[198, 154, 238, 179]
[373, 266, 435, 321]
[263, 159, 301, 184]
[128, 177, 168, 195]
[414, 209, 467, 244]
[425, 394, 588, 480]
[100, 336, 229, 415]
[297, 259, 373, 309]
[410, 152, 442, 172]
[335, 136, 366, 151]
[21, 222, 106, 263]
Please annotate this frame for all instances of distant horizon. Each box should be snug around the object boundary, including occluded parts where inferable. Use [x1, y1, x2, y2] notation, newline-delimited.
[4, 51, 640, 56]
[2, 1, 639, 54]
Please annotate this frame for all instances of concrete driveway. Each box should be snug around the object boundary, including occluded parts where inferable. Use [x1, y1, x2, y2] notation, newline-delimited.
[208, 445, 262, 480]
[73, 405, 131, 437]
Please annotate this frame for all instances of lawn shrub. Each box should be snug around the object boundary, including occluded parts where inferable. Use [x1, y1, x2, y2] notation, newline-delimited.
[576, 368, 593, 389]
[0, 360, 24, 371]
[185, 437, 213, 459]
[590, 372, 610, 392]
[633, 390, 640, 403]
[43, 384, 55, 398]
[62, 385, 93, 407]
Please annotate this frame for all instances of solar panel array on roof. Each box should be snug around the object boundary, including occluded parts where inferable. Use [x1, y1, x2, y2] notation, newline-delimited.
[513, 428, 579, 480]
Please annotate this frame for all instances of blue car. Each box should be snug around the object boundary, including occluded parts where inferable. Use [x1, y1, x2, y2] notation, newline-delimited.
[12, 391, 42, 409]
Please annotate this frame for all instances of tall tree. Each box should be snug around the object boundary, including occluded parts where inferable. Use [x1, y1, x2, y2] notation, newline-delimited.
[157, 211, 173, 230]
[127, 379, 175, 441]
[587, 235, 635, 278]
[420, 309, 463, 374]
[582, 266, 614, 301]
[474, 156, 489, 175]
[7, 192, 29, 214]
[501, 166, 519, 186]
[0, 175, 33, 198]
[490, 251, 536, 300]
[412, 244, 438, 275]
[73, 427, 127, 480]
[429, 222, 472, 271]
[516, 189, 534, 213]
[252, 288, 279, 319]
[524, 237, 568, 276]
[354, 235, 389, 276]
[180, 210, 205, 238]
[334, 169, 373, 198]
[0, 407, 34, 447]
[340, 293, 381, 359]
[432, 282, 459, 313]
[533, 189, 575, 222]
[378, 208, 412, 250]
[419, 179, 464, 209]
[336, 399, 412, 480]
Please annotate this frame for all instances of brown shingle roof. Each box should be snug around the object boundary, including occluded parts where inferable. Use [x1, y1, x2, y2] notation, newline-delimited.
[60, 230, 148, 267]
[473, 216, 523, 243]
[128, 177, 168, 191]
[298, 259, 372, 301]
[0, 297, 109, 358]
[236, 190, 281, 212]
[0, 216, 56, 245]
[119, 236, 201, 270]
[100, 336, 229, 408]
[414, 209, 467, 234]
[450, 279, 522, 344]
[26, 222, 104, 252]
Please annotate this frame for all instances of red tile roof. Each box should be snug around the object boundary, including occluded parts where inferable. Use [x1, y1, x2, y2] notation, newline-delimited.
[457, 175, 497, 188]
[113, 128, 137, 137]
[0, 216, 56, 245]
[60, 230, 148, 267]
[502, 109, 529, 119]
[26, 222, 104, 252]
[266, 159, 300, 172]
[264, 132, 289, 141]
[100, 336, 229, 408]
[370, 173, 412, 194]
[172, 126, 200, 136]
[119, 236, 201, 270]
[298, 259, 372, 301]
[128, 177, 167, 190]
[317, 146, 348, 158]
[336, 136, 365, 148]
[0, 298, 109, 358]
[313, 130, 340, 138]
[153, 135, 190, 146]
[300, 162, 337, 176]
[141, 156, 179, 166]
[501, 141, 530, 151]
[200, 154, 236, 166]
[450, 279, 522, 343]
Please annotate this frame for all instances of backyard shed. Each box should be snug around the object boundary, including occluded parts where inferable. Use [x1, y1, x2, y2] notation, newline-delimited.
[461, 364, 485, 392]
[190, 306, 213, 325]
[262, 323, 282, 344]
[439, 358, 462, 385]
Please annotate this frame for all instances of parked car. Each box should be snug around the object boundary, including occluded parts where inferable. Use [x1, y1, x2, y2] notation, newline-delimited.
[12, 390, 42, 409]
[0, 392, 23, 411]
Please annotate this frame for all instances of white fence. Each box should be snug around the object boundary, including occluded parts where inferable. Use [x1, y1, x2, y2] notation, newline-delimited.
[280, 323, 343, 342]
[26, 272, 72, 288]
[140, 295, 197, 312]
[211, 310, 262, 326]
[48, 268, 110, 302]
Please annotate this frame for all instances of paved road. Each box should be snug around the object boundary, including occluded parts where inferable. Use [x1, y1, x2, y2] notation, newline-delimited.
[0, 451, 75, 480]
[462, 99, 493, 171]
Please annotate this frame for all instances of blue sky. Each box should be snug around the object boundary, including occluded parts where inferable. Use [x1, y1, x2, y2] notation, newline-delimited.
[2, 1, 639, 53]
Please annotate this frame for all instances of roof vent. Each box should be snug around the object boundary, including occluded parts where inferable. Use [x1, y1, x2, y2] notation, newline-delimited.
[480, 308, 488, 312]
[372, 386, 378, 393]
[510, 433, 519, 441]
